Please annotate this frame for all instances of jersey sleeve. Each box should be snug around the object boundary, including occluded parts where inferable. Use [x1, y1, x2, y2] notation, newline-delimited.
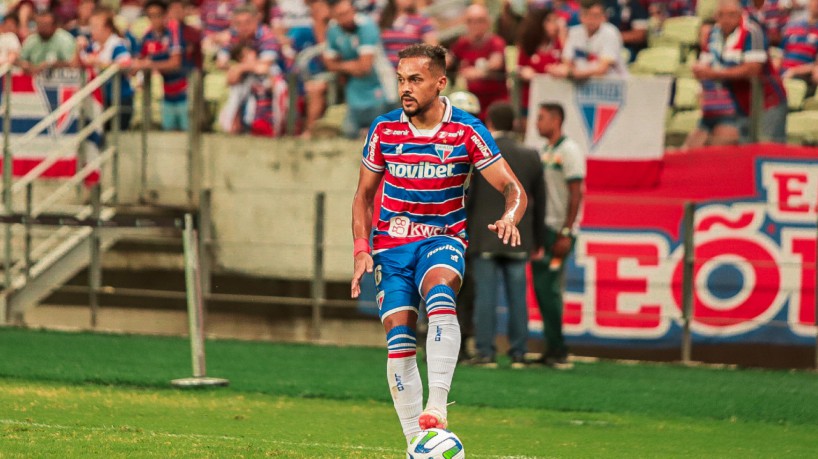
[466, 122, 502, 170]
[111, 42, 132, 66]
[361, 116, 386, 173]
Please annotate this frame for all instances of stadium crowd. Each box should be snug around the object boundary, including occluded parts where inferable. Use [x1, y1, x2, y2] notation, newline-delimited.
[0, 0, 815, 140]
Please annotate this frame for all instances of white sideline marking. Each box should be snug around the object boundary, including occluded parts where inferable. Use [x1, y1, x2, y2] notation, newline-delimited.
[0, 419, 544, 458]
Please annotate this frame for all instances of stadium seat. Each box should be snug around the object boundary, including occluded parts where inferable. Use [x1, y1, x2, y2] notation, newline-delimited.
[697, 0, 718, 20]
[665, 109, 701, 147]
[667, 110, 701, 135]
[660, 16, 702, 49]
[674, 77, 701, 111]
[784, 78, 808, 111]
[129, 17, 151, 41]
[786, 111, 818, 145]
[630, 47, 681, 75]
[312, 103, 347, 137]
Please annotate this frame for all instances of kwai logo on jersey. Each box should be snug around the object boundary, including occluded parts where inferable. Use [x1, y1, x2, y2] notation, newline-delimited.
[388, 216, 447, 238]
[434, 144, 454, 162]
[387, 162, 456, 179]
[575, 79, 626, 149]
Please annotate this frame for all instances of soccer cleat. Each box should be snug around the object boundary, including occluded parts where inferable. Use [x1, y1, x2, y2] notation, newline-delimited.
[418, 407, 448, 430]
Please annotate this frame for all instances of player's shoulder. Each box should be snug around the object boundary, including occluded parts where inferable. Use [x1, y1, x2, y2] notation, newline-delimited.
[560, 136, 585, 157]
[370, 108, 405, 130]
[449, 106, 487, 134]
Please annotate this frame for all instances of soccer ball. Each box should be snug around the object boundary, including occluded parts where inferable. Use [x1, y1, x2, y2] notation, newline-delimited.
[406, 428, 465, 459]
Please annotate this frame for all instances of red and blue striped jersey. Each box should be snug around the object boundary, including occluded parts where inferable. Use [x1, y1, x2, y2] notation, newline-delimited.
[780, 20, 818, 74]
[140, 26, 187, 102]
[381, 14, 436, 68]
[362, 97, 502, 251]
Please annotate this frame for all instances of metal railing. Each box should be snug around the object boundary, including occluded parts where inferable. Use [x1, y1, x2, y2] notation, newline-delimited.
[0, 64, 124, 324]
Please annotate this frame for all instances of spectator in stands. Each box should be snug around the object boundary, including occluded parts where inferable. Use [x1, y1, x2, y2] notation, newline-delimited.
[463, 102, 545, 369]
[531, 102, 584, 370]
[77, 8, 134, 128]
[119, 0, 145, 27]
[293, 0, 332, 138]
[648, 0, 693, 18]
[495, 0, 525, 46]
[449, 4, 508, 120]
[550, 0, 627, 79]
[133, 0, 188, 131]
[780, 0, 818, 96]
[53, 0, 81, 26]
[323, 0, 395, 138]
[533, 0, 581, 28]
[689, 0, 787, 145]
[13, 0, 37, 39]
[201, 0, 244, 52]
[0, 13, 21, 66]
[66, 0, 96, 41]
[744, 0, 790, 47]
[252, 0, 285, 32]
[517, 8, 563, 115]
[169, 0, 204, 71]
[604, 0, 649, 61]
[216, 4, 287, 136]
[378, 0, 437, 69]
[19, 10, 77, 75]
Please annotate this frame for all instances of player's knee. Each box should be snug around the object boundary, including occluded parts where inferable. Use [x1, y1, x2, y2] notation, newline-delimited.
[382, 310, 417, 334]
[386, 324, 417, 358]
[425, 284, 457, 319]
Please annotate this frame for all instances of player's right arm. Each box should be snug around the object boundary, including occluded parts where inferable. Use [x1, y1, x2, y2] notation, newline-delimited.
[351, 118, 386, 298]
[351, 165, 382, 298]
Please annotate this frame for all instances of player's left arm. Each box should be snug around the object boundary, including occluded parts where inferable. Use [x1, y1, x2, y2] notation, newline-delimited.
[479, 158, 528, 247]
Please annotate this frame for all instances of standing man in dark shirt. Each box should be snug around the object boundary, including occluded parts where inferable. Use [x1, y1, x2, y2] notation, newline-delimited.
[464, 102, 546, 368]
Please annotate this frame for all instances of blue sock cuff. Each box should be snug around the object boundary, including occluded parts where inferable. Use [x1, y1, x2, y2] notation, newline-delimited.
[387, 325, 416, 341]
[425, 284, 455, 302]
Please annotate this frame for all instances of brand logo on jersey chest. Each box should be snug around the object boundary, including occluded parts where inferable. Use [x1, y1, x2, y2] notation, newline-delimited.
[387, 162, 456, 178]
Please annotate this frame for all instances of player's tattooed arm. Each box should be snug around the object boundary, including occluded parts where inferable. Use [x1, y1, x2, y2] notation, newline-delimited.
[481, 158, 527, 247]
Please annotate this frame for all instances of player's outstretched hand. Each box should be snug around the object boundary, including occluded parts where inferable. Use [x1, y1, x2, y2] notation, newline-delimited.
[488, 220, 521, 247]
[351, 252, 374, 298]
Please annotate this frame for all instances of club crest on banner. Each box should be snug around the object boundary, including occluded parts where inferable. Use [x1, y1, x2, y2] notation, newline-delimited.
[575, 79, 626, 149]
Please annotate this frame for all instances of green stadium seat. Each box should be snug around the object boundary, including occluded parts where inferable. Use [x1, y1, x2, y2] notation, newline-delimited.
[129, 17, 151, 41]
[787, 111, 818, 144]
[783, 78, 808, 111]
[630, 47, 681, 75]
[660, 16, 702, 49]
[674, 77, 701, 111]
[667, 110, 701, 135]
[312, 103, 347, 137]
[697, 0, 718, 20]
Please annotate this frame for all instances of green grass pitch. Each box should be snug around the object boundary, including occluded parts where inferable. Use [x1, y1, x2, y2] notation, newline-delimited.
[0, 328, 817, 458]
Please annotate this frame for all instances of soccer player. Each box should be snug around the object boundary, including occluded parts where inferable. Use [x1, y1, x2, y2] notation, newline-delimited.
[350, 44, 527, 444]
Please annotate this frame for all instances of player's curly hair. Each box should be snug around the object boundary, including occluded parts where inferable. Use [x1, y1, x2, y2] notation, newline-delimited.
[398, 44, 447, 75]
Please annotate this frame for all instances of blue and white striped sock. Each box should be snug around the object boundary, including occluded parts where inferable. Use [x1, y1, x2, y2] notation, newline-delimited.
[386, 325, 422, 442]
[424, 285, 461, 417]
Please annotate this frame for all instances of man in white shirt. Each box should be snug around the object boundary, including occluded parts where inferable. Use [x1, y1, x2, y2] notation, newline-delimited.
[0, 13, 21, 66]
[549, 0, 628, 79]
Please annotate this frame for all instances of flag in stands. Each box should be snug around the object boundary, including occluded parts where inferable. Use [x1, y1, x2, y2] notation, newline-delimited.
[0, 69, 103, 178]
[525, 75, 672, 189]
